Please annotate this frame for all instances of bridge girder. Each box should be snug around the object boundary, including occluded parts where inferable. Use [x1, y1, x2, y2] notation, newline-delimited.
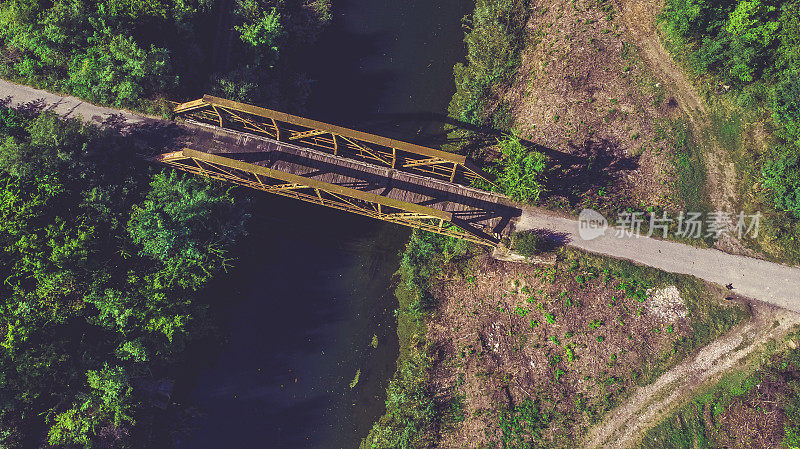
[154, 148, 500, 247]
[172, 95, 496, 187]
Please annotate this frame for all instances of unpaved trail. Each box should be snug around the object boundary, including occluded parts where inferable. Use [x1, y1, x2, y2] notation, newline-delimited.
[579, 3, 800, 448]
[584, 301, 800, 449]
[614, 0, 742, 252]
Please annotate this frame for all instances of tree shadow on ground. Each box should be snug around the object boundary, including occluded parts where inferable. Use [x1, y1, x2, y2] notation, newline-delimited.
[544, 138, 640, 207]
[376, 111, 640, 207]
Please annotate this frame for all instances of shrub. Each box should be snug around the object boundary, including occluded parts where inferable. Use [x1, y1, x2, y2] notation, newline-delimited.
[512, 231, 545, 257]
[762, 149, 800, 217]
[497, 398, 549, 448]
[449, 0, 531, 126]
[772, 74, 800, 143]
[497, 132, 548, 203]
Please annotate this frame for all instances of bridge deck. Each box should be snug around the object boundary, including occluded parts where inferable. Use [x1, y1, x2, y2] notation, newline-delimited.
[179, 121, 521, 238]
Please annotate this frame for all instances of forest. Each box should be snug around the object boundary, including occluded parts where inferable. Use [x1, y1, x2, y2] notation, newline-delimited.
[0, 0, 330, 110]
[0, 0, 331, 447]
[0, 104, 247, 447]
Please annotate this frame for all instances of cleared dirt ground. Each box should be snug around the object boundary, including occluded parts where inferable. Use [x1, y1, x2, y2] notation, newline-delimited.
[426, 252, 745, 448]
[502, 0, 679, 210]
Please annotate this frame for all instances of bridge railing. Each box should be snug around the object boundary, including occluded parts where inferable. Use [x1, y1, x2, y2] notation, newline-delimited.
[172, 95, 496, 188]
[153, 148, 500, 247]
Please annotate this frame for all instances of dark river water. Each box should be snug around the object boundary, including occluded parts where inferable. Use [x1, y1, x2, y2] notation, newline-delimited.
[176, 1, 472, 448]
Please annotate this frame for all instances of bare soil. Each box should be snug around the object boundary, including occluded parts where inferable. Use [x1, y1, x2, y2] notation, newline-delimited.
[503, 0, 750, 254]
[503, 0, 678, 210]
[426, 254, 741, 448]
[584, 300, 800, 449]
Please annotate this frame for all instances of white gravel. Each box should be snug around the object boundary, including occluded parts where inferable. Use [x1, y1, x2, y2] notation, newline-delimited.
[645, 285, 687, 323]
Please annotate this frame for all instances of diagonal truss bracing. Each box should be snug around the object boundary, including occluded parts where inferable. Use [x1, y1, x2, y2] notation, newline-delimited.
[172, 95, 496, 186]
[153, 148, 500, 246]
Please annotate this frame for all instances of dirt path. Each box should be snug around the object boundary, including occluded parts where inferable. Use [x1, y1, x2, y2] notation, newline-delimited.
[584, 301, 800, 449]
[614, 0, 743, 252]
[575, 3, 800, 447]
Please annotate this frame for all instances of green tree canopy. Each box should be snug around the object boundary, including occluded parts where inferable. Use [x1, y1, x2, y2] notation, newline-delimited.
[496, 132, 548, 204]
[0, 106, 247, 446]
[772, 74, 800, 143]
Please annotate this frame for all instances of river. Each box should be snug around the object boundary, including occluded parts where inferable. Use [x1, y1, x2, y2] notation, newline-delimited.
[175, 1, 473, 448]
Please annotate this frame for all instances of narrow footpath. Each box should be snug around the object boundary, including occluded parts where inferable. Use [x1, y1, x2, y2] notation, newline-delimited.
[3, 78, 799, 312]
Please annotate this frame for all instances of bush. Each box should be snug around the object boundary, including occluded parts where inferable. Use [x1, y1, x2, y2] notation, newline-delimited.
[762, 149, 800, 217]
[512, 231, 545, 257]
[360, 231, 468, 449]
[772, 74, 800, 143]
[448, 0, 531, 130]
[497, 132, 548, 203]
[0, 0, 331, 110]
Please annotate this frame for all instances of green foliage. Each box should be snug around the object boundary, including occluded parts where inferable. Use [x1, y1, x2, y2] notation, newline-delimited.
[0, 0, 330, 109]
[235, 1, 284, 67]
[361, 350, 435, 449]
[128, 171, 246, 290]
[48, 365, 135, 448]
[67, 35, 173, 107]
[0, 0, 197, 108]
[659, 0, 800, 261]
[512, 231, 545, 258]
[762, 148, 800, 217]
[725, 0, 780, 82]
[0, 107, 246, 445]
[772, 74, 800, 143]
[496, 132, 548, 203]
[660, 0, 784, 85]
[496, 398, 548, 449]
[449, 0, 531, 127]
[399, 231, 471, 311]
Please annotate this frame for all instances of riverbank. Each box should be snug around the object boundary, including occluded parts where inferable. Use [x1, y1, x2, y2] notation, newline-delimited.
[175, 1, 477, 447]
[361, 1, 800, 448]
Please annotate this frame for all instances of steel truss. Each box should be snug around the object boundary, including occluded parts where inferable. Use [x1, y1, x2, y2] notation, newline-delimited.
[153, 148, 499, 247]
[172, 95, 495, 186]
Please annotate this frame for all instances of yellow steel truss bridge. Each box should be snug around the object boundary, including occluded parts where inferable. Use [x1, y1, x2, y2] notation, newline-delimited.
[156, 95, 521, 246]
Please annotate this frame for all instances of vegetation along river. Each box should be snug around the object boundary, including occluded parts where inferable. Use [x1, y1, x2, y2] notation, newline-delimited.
[175, 1, 473, 447]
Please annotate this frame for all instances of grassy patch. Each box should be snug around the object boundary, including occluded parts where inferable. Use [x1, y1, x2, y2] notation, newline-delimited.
[668, 119, 712, 219]
[644, 336, 800, 449]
